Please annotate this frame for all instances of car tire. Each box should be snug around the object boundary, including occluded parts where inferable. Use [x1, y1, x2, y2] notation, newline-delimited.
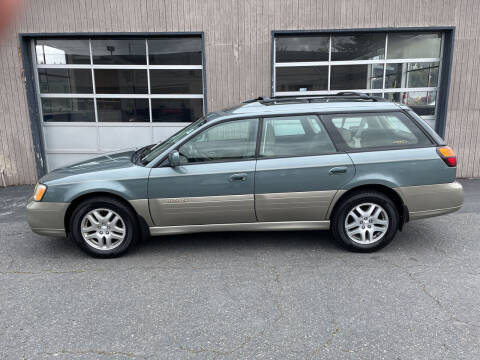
[70, 196, 139, 258]
[331, 191, 399, 252]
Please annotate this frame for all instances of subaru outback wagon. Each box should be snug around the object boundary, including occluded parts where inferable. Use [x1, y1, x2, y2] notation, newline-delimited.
[27, 93, 463, 257]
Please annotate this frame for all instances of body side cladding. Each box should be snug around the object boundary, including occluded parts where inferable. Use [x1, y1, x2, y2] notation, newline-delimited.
[149, 220, 330, 236]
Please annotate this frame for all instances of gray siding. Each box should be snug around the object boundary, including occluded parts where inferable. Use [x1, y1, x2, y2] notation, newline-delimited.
[0, 0, 478, 185]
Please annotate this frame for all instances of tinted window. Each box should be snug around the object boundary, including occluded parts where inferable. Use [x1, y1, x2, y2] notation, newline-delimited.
[178, 119, 258, 163]
[150, 69, 203, 94]
[325, 112, 433, 149]
[97, 99, 149, 122]
[38, 69, 93, 93]
[260, 116, 336, 157]
[94, 69, 148, 94]
[331, 33, 385, 61]
[35, 39, 90, 64]
[92, 39, 146, 65]
[151, 99, 203, 123]
[387, 33, 441, 59]
[276, 36, 329, 62]
[331, 64, 384, 90]
[41, 98, 95, 122]
[148, 37, 202, 65]
[276, 66, 328, 92]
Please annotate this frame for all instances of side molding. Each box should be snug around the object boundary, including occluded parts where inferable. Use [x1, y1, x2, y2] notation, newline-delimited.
[149, 220, 330, 236]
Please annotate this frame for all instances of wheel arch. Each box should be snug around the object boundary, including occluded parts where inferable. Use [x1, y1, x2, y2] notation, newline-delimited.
[327, 184, 409, 230]
[64, 191, 149, 239]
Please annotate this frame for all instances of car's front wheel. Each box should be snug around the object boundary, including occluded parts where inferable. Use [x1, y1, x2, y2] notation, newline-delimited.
[70, 197, 139, 257]
[331, 191, 399, 252]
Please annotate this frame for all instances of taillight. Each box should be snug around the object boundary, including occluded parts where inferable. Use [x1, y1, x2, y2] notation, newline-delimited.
[437, 146, 457, 167]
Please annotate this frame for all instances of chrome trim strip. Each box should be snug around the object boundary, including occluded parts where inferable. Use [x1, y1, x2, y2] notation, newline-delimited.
[149, 220, 330, 236]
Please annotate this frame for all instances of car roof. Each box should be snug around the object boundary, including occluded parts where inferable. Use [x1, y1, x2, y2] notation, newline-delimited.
[206, 98, 404, 122]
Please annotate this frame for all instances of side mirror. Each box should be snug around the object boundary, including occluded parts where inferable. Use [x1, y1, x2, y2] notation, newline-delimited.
[168, 150, 181, 168]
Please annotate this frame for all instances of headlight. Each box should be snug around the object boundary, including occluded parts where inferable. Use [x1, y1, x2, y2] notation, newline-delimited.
[33, 184, 47, 201]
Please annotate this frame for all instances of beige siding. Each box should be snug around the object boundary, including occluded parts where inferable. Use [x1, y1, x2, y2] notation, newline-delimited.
[0, 0, 479, 185]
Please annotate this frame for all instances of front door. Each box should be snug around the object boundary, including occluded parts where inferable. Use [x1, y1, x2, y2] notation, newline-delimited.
[148, 118, 259, 226]
[254, 115, 354, 222]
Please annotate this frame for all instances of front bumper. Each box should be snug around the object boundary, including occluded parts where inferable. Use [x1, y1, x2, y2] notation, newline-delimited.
[395, 181, 464, 220]
[26, 199, 69, 237]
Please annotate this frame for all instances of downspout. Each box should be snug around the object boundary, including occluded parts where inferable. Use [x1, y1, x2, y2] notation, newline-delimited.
[0, 168, 6, 187]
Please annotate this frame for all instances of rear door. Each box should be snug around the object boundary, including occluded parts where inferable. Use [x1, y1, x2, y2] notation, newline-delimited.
[321, 111, 438, 186]
[254, 114, 355, 222]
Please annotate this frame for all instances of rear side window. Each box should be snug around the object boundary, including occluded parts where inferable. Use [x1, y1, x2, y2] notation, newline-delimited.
[324, 112, 433, 150]
[260, 115, 336, 157]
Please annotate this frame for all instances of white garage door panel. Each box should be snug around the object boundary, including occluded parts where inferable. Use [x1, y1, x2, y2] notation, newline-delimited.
[152, 125, 186, 143]
[44, 124, 189, 171]
[99, 126, 152, 151]
[44, 125, 98, 152]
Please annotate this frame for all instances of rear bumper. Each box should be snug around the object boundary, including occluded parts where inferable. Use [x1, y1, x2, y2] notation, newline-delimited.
[26, 199, 69, 237]
[395, 181, 464, 220]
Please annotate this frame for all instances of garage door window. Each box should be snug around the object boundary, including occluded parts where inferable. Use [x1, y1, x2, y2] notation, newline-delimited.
[33, 36, 204, 123]
[274, 31, 443, 128]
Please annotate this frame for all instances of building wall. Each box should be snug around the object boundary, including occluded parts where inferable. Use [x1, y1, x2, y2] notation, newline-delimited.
[0, 0, 479, 185]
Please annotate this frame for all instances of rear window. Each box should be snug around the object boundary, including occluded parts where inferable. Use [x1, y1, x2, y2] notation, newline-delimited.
[324, 112, 433, 150]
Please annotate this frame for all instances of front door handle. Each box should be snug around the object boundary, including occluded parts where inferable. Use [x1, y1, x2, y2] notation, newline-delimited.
[329, 166, 348, 175]
[229, 173, 248, 182]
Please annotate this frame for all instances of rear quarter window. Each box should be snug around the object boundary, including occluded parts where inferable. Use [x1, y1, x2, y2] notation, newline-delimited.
[324, 111, 433, 150]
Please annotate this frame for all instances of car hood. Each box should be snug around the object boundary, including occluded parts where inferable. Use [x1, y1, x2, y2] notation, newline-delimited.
[39, 149, 138, 183]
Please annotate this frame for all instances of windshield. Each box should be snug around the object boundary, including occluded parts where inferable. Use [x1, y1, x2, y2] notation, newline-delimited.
[140, 117, 207, 165]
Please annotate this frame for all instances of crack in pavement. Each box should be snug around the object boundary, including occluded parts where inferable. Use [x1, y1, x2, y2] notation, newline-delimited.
[383, 260, 480, 330]
[176, 263, 285, 358]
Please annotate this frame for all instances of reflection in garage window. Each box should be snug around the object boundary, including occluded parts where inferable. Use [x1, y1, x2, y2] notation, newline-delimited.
[34, 36, 204, 123]
[274, 31, 443, 126]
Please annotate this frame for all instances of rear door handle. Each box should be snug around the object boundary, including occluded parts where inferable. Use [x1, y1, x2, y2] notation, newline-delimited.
[329, 166, 348, 175]
[229, 173, 248, 182]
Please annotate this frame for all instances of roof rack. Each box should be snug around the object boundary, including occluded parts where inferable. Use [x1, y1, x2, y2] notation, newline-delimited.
[242, 92, 386, 104]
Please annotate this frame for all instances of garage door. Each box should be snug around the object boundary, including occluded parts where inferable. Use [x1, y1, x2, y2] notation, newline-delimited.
[31, 35, 205, 171]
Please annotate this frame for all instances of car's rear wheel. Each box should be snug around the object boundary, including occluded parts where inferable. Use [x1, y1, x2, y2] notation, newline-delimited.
[331, 191, 399, 252]
[70, 197, 139, 257]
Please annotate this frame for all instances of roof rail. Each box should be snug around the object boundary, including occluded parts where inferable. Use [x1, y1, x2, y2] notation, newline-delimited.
[243, 92, 386, 104]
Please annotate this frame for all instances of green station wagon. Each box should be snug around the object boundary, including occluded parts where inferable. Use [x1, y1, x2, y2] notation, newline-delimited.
[26, 93, 463, 257]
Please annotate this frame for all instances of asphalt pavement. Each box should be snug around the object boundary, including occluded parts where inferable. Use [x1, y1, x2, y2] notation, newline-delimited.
[0, 180, 479, 359]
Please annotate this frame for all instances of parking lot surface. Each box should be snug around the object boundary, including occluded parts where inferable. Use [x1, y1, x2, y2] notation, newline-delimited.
[1, 180, 479, 359]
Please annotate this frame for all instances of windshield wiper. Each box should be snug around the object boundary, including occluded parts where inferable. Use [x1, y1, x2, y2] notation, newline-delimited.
[131, 145, 153, 165]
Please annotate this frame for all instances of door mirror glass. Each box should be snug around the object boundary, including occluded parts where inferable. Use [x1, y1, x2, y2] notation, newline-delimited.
[168, 150, 181, 167]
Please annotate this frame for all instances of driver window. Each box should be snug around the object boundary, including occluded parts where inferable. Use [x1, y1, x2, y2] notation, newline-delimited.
[178, 118, 258, 163]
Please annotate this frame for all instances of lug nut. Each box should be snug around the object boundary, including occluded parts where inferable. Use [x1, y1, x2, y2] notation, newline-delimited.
[362, 226, 365, 229]
[368, 225, 371, 228]
[106, 231, 109, 234]
[99, 231, 103, 234]
[360, 220, 363, 224]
